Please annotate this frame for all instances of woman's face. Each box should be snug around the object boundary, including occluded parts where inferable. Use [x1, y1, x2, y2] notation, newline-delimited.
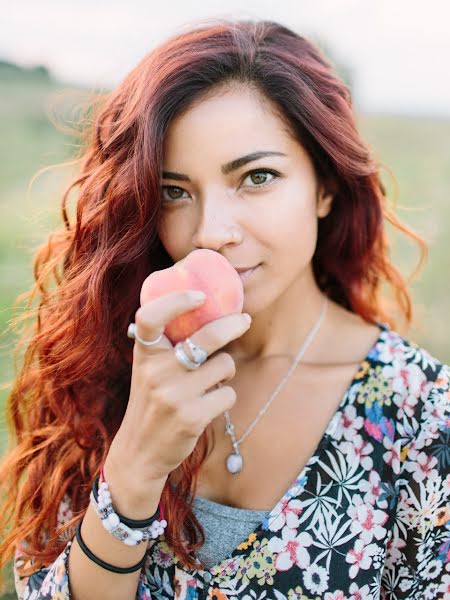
[157, 85, 333, 313]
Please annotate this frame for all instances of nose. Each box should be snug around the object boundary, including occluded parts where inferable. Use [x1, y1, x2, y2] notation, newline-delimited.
[192, 191, 242, 251]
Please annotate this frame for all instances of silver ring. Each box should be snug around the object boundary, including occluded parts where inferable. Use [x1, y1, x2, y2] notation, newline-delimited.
[127, 323, 164, 346]
[174, 337, 208, 371]
[184, 337, 208, 364]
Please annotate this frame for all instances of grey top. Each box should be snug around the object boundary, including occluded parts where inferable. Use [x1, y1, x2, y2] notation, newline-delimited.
[190, 495, 271, 568]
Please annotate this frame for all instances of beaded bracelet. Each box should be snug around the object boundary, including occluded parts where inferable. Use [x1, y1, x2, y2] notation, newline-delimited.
[92, 475, 164, 529]
[74, 466, 168, 574]
[90, 484, 166, 545]
[89, 467, 167, 546]
[90, 488, 165, 545]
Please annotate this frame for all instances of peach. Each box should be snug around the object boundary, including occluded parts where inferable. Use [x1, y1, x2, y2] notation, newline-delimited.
[140, 249, 244, 345]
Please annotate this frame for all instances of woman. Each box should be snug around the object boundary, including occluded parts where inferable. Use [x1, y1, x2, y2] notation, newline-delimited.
[1, 18, 449, 600]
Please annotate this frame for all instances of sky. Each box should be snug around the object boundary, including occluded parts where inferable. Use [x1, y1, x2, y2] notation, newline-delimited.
[2, 0, 450, 117]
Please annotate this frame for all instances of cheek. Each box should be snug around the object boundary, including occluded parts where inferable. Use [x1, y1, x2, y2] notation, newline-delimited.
[264, 197, 318, 259]
[157, 213, 187, 259]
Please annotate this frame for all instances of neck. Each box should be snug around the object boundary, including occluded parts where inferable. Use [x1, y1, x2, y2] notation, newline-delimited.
[223, 266, 329, 365]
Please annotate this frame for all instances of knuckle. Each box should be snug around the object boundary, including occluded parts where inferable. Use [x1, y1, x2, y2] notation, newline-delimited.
[135, 309, 151, 331]
[151, 384, 175, 407]
[219, 385, 237, 407]
[139, 355, 165, 386]
[172, 400, 203, 435]
[134, 307, 145, 324]
[144, 367, 162, 390]
[178, 408, 199, 432]
[220, 352, 236, 374]
[223, 385, 237, 400]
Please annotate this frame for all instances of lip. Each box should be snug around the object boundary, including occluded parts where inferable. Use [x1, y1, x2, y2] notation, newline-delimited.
[233, 264, 260, 273]
[236, 264, 260, 283]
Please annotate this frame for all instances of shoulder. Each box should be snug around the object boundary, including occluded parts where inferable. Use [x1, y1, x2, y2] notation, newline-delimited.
[368, 323, 449, 446]
[370, 323, 447, 390]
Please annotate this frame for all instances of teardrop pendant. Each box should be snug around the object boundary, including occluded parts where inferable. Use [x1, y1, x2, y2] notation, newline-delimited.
[226, 451, 243, 474]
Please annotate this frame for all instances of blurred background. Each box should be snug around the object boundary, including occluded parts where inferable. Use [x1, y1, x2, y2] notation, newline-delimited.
[0, 0, 449, 595]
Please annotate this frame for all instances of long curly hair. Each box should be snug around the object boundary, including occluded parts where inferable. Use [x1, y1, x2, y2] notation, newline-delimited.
[0, 17, 427, 586]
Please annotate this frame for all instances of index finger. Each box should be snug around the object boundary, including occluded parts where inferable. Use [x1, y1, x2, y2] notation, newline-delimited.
[132, 289, 207, 354]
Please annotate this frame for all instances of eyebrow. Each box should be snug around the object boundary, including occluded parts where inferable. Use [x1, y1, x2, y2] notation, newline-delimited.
[161, 151, 287, 182]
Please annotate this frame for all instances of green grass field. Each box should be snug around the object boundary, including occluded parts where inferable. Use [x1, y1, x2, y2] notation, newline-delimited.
[0, 66, 449, 597]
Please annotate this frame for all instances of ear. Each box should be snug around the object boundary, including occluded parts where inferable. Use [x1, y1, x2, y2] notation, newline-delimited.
[316, 183, 334, 219]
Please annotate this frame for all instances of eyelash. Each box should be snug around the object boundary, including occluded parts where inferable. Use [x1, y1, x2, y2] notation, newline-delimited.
[160, 168, 281, 204]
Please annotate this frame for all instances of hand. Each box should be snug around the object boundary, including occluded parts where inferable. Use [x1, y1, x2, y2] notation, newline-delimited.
[105, 290, 251, 507]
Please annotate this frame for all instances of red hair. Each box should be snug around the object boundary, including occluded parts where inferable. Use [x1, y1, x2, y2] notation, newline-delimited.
[0, 18, 427, 587]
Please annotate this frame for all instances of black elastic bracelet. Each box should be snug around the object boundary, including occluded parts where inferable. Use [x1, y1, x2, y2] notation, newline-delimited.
[93, 475, 161, 528]
[75, 521, 146, 574]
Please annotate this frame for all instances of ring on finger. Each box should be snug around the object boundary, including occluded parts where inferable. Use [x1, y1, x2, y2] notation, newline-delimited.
[184, 337, 208, 364]
[174, 337, 208, 370]
[127, 323, 164, 346]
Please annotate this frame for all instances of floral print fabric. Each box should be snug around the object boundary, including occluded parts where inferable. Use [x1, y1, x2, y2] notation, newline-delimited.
[14, 323, 450, 599]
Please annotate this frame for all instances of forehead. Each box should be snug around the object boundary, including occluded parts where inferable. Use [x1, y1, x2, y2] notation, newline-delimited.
[163, 85, 298, 159]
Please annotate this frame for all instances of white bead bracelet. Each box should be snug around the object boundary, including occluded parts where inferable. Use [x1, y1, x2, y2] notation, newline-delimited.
[90, 478, 167, 546]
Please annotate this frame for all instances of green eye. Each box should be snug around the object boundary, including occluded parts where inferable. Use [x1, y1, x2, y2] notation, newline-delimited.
[249, 172, 268, 185]
[160, 186, 189, 203]
[160, 168, 280, 205]
[242, 169, 280, 188]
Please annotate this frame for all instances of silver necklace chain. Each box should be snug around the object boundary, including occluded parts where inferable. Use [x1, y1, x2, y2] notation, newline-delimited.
[223, 296, 328, 474]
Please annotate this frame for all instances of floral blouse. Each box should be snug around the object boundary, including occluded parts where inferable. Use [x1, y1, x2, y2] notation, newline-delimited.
[14, 322, 450, 599]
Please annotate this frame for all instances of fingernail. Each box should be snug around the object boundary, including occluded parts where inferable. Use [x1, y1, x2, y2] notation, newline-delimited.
[243, 313, 252, 323]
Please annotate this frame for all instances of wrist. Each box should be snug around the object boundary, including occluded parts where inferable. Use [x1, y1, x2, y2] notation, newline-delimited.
[102, 452, 168, 521]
